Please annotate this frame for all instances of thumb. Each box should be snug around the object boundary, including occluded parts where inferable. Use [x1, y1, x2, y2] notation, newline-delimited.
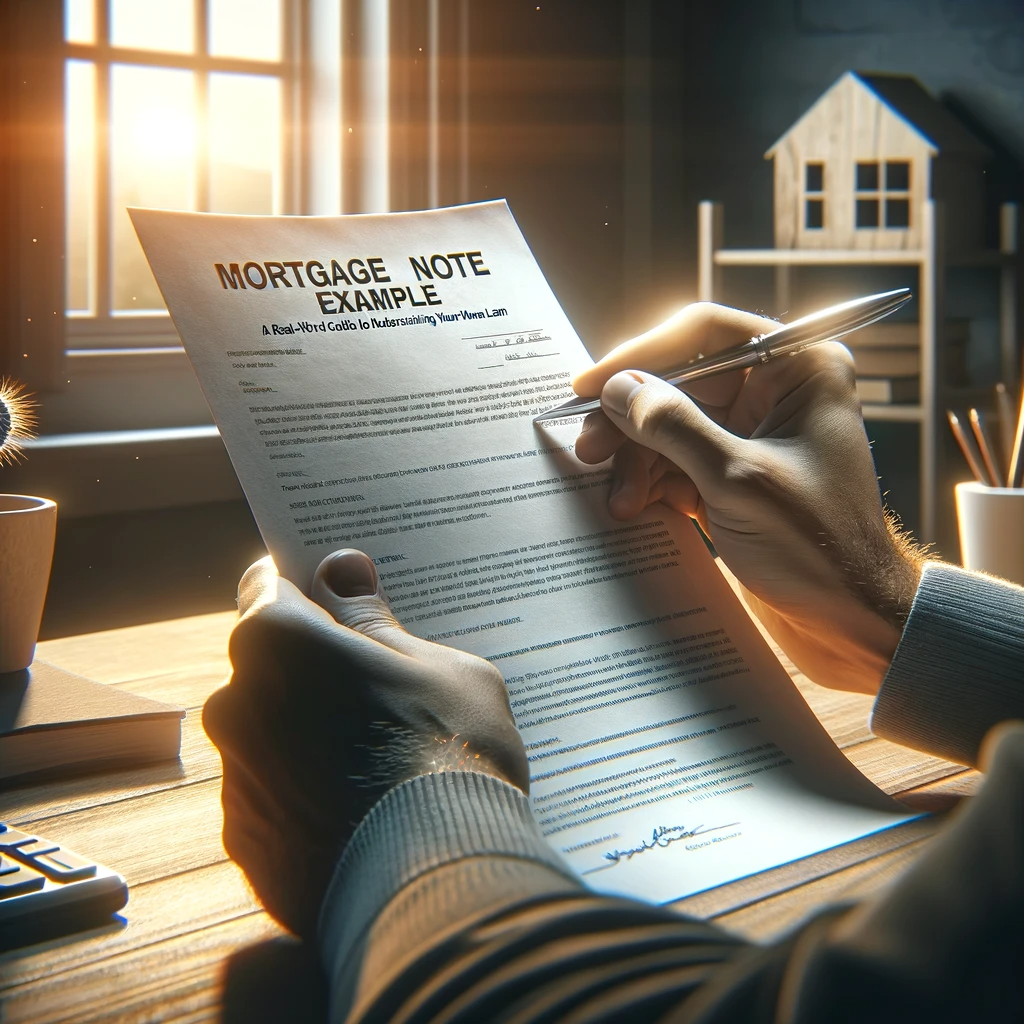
[601, 370, 744, 494]
[310, 549, 422, 655]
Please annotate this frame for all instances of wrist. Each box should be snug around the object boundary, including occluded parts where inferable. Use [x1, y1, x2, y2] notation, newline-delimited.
[416, 734, 528, 794]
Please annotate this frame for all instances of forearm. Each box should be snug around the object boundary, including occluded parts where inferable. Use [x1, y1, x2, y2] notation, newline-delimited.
[323, 728, 1024, 1023]
[871, 562, 1024, 766]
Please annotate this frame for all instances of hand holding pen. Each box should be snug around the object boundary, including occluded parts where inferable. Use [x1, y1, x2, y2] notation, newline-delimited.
[557, 299, 924, 694]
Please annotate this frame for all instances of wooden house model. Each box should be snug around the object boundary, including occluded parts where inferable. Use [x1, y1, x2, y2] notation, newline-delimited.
[765, 71, 990, 253]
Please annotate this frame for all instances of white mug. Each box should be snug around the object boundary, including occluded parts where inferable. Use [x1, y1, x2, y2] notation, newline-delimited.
[0, 494, 57, 673]
[955, 482, 1024, 587]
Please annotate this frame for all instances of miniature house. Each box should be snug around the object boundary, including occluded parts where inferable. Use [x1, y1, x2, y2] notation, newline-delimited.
[766, 71, 990, 253]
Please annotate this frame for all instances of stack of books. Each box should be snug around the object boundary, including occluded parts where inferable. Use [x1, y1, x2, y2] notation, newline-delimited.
[847, 320, 968, 405]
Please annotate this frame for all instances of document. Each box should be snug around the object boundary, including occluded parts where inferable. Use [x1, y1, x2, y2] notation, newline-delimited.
[131, 201, 913, 904]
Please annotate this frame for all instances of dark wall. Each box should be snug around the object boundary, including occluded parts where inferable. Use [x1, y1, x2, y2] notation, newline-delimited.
[675, 0, 1024, 264]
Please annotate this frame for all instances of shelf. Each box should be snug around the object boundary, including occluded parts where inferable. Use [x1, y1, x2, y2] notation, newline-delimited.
[714, 249, 927, 267]
[861, 404, 924, 422]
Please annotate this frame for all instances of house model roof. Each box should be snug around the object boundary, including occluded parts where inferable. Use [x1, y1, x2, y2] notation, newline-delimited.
[765, 71, 991, 160]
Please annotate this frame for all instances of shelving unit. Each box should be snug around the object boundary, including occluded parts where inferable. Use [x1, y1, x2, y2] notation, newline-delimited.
[697, 198, 1020, 546]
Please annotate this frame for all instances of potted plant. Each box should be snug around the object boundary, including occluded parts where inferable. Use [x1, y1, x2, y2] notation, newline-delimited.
[0, 378, 55, 674]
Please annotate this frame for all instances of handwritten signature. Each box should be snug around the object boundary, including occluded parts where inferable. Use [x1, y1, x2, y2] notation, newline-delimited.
[584, 822, 742, 873]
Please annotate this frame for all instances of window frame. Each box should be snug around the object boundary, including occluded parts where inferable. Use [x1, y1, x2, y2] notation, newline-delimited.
[803, 160, 825, 231]
[854, 159, 912, 232]
[64, 0, 302, 349]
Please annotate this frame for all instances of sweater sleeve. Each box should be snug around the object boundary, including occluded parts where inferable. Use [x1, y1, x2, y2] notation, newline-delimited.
[871, 562, 1024, 766]
[317, 728, 1024, 1024]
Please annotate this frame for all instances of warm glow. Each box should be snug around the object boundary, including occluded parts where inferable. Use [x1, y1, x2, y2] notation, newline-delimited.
[128, 103, 197, 164]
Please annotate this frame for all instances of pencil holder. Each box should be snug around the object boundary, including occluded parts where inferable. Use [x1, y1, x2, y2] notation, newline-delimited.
[0, 495, 57, 673]
[955, 482, 1024, 587]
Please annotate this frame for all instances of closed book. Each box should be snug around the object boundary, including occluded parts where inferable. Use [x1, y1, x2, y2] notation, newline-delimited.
[855, 376, 920, 404]
[0, 661, 184, 784]
[851, 348, 919, 376]
[844, 320, 968, 348]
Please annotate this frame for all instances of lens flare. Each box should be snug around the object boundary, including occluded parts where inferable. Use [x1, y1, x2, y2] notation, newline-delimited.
[0, 378, 37, 466]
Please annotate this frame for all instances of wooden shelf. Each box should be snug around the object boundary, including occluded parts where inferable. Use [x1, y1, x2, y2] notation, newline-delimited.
[714, 248, 926, 267]
[861, 404, 925, 422]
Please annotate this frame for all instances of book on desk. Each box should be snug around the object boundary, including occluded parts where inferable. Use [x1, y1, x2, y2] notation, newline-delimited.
[0, 661, 184, 784]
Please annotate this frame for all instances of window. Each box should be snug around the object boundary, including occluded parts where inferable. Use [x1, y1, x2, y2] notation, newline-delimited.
[804, 162, 824, 230]
[854, 159, 911, 230]
[65, 0, 292, 332]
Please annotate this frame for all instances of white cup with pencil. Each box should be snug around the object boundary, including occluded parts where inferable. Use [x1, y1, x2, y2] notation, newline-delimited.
[948, 383, 1024, 587]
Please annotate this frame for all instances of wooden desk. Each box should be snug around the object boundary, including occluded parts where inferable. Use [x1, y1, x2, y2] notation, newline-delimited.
[0, 609, 980, 1022]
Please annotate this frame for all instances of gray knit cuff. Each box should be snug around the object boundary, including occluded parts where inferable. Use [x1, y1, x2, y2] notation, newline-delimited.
[871, 562, 1024, 767]
[317, 771, 575, 975]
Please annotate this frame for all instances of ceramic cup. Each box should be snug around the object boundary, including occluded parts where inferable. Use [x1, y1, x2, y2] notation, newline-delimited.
[955, 482, 1024, 587]
[0, 494, 57, 673]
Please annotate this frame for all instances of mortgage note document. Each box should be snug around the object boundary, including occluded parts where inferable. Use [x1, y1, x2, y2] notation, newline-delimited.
[131, 200, 913, 905]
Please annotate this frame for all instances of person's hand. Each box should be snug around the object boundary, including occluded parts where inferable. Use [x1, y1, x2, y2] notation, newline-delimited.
[203, 549, 528, 939]
[573, 302, 925, 696]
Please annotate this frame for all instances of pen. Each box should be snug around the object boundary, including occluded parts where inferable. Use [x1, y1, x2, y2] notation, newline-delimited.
[1010, 384, 1024, 488]
[968, 408, 1002, 487]
[533, 287, 913, 423]
[948, 410, 994, 487]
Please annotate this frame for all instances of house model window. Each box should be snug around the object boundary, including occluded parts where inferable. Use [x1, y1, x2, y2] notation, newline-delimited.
[804, 162, 824, 229]
[855, 160, 911, 230]
[766, 71, 990, 253]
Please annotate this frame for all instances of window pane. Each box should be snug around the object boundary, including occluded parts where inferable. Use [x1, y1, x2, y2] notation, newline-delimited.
[805, 163, 824, 194]
[111, 0, 194, 54]
[855, 162, 879, 192]
[885, 198, 910, 228]
[209, 73, 282, 214]
[111, 65, 197, 313]
[66, 60, 96, 315]
[65, 0, 95, 43]
[885, 161, 910, 191]
[855, 198, 879, 228]
[805, 198, 824, 229]
[210, 0, 282, 61]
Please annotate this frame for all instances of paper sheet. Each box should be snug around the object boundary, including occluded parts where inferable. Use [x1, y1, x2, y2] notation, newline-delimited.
[131, 200, 914, 904]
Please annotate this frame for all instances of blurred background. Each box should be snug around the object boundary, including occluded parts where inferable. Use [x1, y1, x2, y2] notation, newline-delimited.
[1, 0, 1021, 638]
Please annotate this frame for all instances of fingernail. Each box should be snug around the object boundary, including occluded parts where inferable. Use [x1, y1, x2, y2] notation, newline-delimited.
[323, 549, 379, 597]
[602, 371, 645, 417]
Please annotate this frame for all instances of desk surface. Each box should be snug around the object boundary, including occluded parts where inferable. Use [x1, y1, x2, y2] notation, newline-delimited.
[0, 605, 980, 1023]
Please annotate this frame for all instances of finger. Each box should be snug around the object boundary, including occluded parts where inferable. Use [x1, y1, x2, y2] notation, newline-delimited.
[573, 302, 778, 407]
[575, 410, 626, 464]
[724, 340, 859, 440]
[601, 370, 744, 496]
[310, 548, 426, 657]
[608, 442, 663, 519]
[237, 555, 280, 616]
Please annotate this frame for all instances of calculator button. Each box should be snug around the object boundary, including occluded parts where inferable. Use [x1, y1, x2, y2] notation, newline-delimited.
[11, 839, 59, 858]
[0, 828, 37, 849]
[0, 859, 45, 899]
[28, 850, 97, 882]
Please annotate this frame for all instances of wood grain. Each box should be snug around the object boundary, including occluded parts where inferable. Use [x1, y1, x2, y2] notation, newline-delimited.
[0, 714, 222, 825]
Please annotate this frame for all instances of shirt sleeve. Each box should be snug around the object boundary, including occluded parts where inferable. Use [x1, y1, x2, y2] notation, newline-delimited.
[317, 727, 1024, 1024]
[871, 562, 1024, 766]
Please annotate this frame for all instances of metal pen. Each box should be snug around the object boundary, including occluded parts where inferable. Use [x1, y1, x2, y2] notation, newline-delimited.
[533, 287, 913, 423]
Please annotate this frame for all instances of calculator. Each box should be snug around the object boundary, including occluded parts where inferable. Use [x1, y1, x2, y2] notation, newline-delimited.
[0, 820, 128, 949]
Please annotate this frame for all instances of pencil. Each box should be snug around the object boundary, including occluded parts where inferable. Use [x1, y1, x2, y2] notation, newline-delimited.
[969, 408, 1003, 487]
[995, 382, 1015, 472]
[948, 410, 994, 486]
[1010, 385, 1024, 488]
